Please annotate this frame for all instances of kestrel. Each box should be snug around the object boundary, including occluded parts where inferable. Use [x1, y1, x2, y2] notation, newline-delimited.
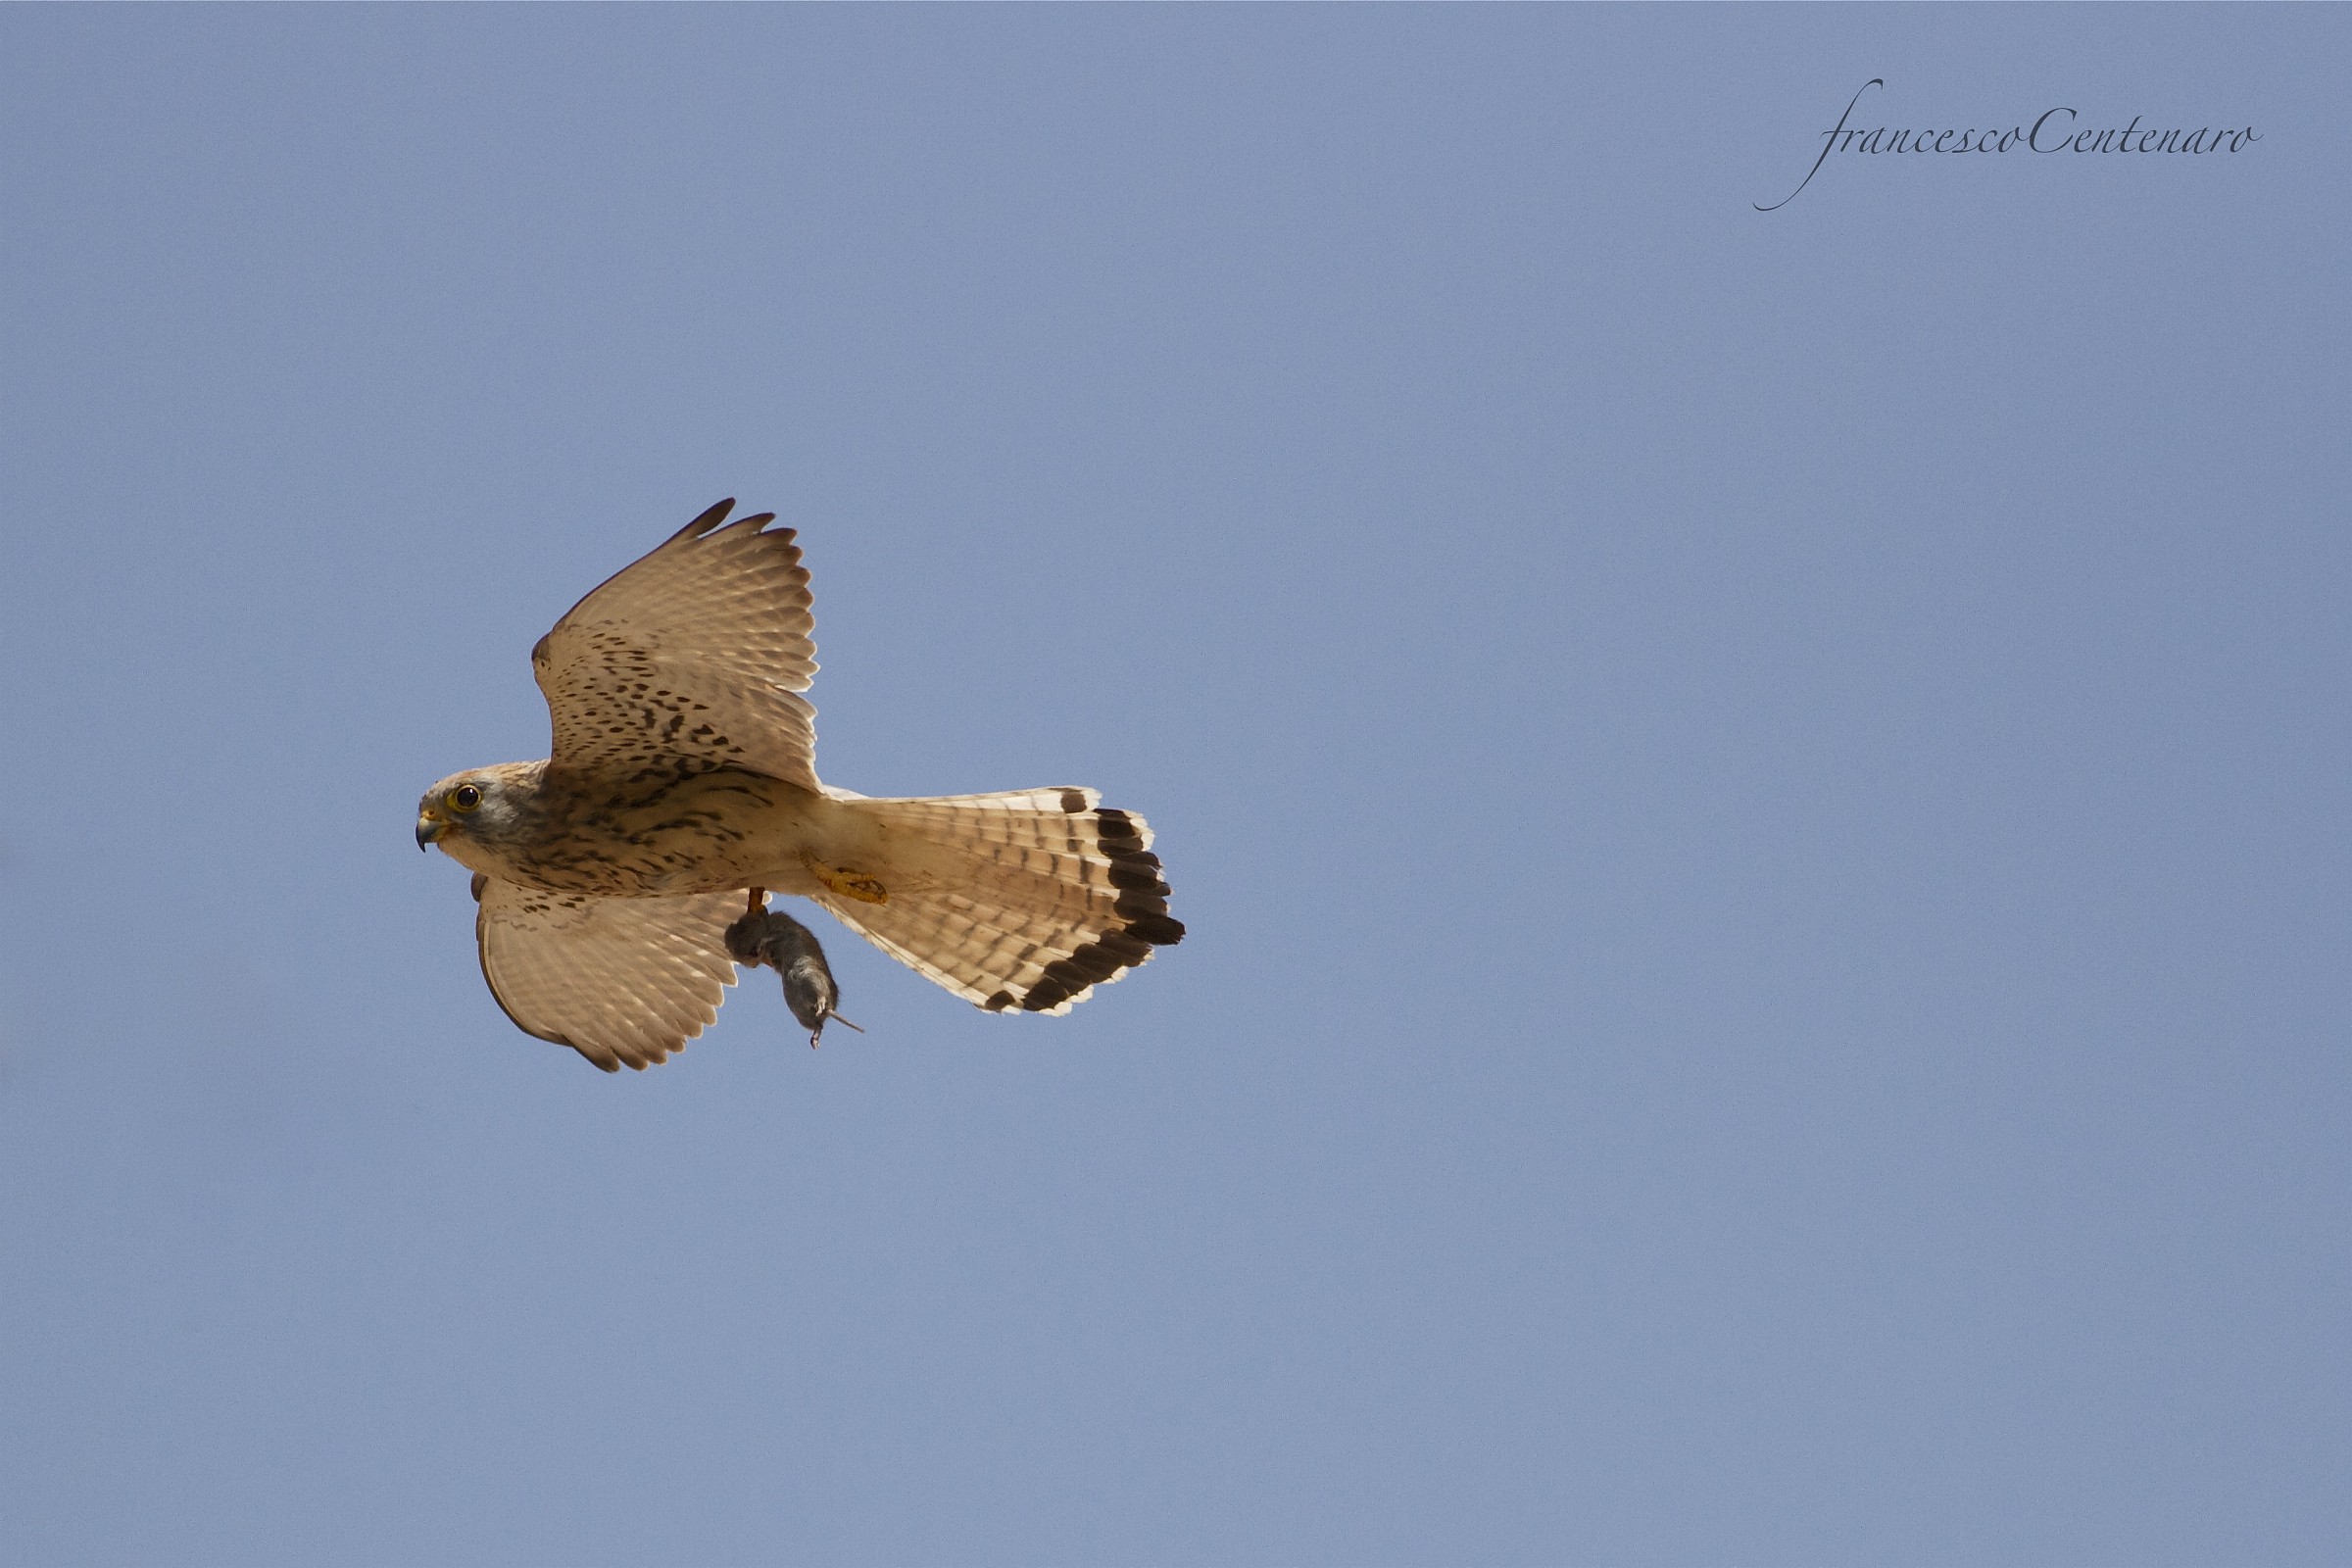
[416, 500, 1183, 1071]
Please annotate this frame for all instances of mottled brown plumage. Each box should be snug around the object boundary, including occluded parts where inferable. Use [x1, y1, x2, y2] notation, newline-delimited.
[417, 500, 1183, 1072]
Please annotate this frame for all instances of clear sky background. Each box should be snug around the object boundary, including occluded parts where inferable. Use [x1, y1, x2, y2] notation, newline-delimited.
[2, 8, 2345, 1565]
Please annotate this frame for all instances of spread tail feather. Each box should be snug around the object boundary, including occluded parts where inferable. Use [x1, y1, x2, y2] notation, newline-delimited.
[810, 788, 1184, 1014]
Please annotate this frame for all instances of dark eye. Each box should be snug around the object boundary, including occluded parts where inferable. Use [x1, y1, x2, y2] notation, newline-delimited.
[448, 784, 483, 813]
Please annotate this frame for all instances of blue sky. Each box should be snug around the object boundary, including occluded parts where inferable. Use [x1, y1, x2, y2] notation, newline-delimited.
[2, 8, 2346, 1565]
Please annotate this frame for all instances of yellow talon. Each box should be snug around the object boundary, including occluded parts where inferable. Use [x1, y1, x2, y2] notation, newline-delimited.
[805, 856, 888, 905]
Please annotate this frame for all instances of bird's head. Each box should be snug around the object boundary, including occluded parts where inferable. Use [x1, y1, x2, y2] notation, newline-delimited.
[415, 761, 546, 874]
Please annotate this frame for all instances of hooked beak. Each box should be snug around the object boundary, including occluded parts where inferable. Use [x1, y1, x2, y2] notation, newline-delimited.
[416, 814, 448, 851]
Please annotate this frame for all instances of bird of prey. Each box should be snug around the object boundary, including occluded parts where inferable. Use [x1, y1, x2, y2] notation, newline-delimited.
[416, 500, 1183, 1072]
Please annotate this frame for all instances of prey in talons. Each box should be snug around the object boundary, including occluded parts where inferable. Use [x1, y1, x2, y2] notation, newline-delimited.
[725, 888, 864, 1048]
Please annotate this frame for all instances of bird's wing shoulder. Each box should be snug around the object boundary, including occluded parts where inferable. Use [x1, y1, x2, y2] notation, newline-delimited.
[472, 873, 741, 1072]
[533, 499, 820, 791]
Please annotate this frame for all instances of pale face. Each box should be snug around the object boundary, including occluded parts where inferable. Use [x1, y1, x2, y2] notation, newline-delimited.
[415, 765, 542, 876]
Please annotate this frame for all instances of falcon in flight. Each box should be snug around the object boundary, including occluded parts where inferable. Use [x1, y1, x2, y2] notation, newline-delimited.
[416, 500, 1183, 1071]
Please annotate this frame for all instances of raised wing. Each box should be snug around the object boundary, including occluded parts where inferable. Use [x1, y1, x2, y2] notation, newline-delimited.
[534, 499, 821, 792]
[472, 874, 741, 1071]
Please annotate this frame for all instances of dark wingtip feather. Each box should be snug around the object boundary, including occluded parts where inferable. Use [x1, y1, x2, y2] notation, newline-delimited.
[671, 498, 735, 542]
